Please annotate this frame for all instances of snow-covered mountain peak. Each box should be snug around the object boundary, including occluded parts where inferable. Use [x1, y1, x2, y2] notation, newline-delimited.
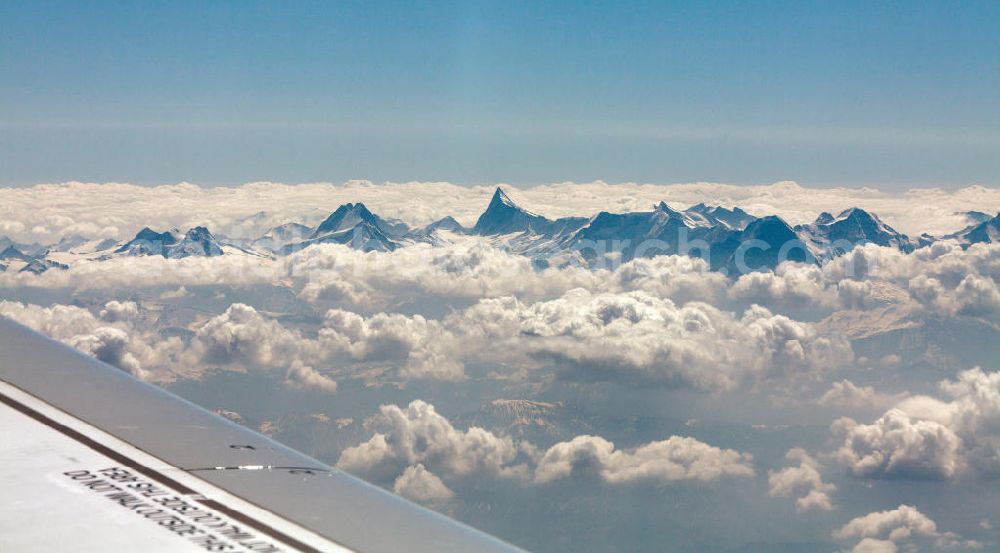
[830, 208, 906, 243]
[168, 226, 224, 258]
[112, 226, 225, 258]
[473, 187, 551, 235]
[313, 203, 379, 238]
[815, 211, 835, 225]
[743, 215, 798, 241]
[798, 206, 913, 255]
[491, 187, 519, 209]
[115, 228, 174, 256]
[835, 207, 878, 224]
[0, 245, 30, 261]
[959, 211, 993, 226]
[408, 216, 467, 240]
[312, 202, 409, 240]
[655, 200, 681, 215]
[184, 226, 214, 242]
[252, 222, 312, 252]
[946, 212, 1000, 246]
[681, 203, 756, 230]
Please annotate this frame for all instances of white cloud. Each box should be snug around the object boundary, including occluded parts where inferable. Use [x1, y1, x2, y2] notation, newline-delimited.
[0, 300, 180, 380]
[187, 303, 310, 369]
[819, 380, 908, 411]
[159, 286, 191, 299]
[768, 448, 836, 512]
[729, 263, 842, 310]
[186, 302, 445, 384]
[67, 326, 148, 379]
[99, 300, 139, 323]
[832, 409, 963, 480]
[834, 368, 1000, 480]
[847, 539, 897, 553]
[926, 368, 1000, 474]
[283, 361, 338, 394]
[392, 464, 455, 504]
[336, 400, 527, 483]
[534, 434, 754, 485]
[318, 309, 463, 381]
[1, 301, 104, 338]
[834, 505, 980, 550]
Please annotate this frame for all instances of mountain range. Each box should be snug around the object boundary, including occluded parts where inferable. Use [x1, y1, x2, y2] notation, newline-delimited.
[2, 187, 998, 276]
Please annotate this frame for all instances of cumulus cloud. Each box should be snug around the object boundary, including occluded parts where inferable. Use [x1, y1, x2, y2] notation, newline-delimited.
[67, 326, 148, 379]
[392, 464, 455, 505]
[910, 368, 1000, 475]
[99, 300, 139, 323]
[833, 367, 1000, 480]
[296, 241, 591, 305]
[819, 380, 908, 411]
[847, 538, 898, 553]
[1, 301, 106, 338]
[533, 434, 754, 485]
[0, 300, 180, 379]
[768, 448, 836, 512]
[832, 409, 963, 480]
[336, 400, 528, 483]
[728, 263, 843, 311]
[319, 309, 463, 380]
[834, 505, 980, 550]
[183, 303, 462, 382]
[908, 273, 1000, 319]
[159, 286, 191, 299]
[597, 255, 729, 303]
[283, 362, 338, 394]
[187, 303, 310, 369]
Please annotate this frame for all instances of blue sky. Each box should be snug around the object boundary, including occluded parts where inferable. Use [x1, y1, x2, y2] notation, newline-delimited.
[1, 0, 998, 188]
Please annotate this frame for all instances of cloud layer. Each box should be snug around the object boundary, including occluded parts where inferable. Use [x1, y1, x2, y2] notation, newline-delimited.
[2, 181, 998, 246]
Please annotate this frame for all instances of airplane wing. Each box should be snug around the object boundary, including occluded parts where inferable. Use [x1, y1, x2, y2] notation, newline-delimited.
[0, 316, 527, 553]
